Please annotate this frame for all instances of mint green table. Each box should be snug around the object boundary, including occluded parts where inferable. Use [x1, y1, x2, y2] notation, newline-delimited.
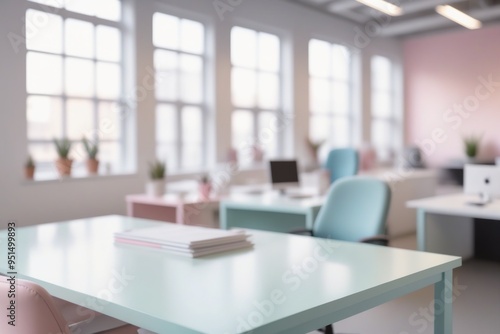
[220, 193, 324, 232]
[0, 215, 461, 334]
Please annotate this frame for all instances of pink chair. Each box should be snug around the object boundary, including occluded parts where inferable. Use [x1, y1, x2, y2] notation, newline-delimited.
[0, 276, 138, 334]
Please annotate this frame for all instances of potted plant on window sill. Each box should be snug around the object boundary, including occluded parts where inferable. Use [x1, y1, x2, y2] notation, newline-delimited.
[53, 138, 73, 177]
[25, 155, 36, 180]
[82, 137, 99, 175]
[146, 160, 166, 197]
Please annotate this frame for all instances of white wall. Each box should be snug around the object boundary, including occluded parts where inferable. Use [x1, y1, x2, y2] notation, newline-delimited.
[0, 0, 402, 226]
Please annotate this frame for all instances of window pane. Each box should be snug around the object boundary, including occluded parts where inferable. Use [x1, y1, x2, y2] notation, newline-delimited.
[153, 13, 179, 50]
[372, 91, 392, 118]
[231, 27, 257, 68]
[309, 77, 330, 113]
[180, 19, 204, 54]
[331, 82, 349, 114]
[97, 62, 121, 99]
[331, 45, 350, 81]
[309, 39, 330, 78]
[155, 50, 178, 101]
[100, 142, 121, 172]
[372, 56, 392, 91]
[26, 10, 63, 53]
[96, 26, 121, 62]
[232, 110, 255, 161]
[181, 106, 202, 168]
[309, 114, 329, 143]
[66, 99, 94, 140]
[65, 0, 97, 16]
[29, 143, 58, 163]
[98, 102, 121, 140]
[27, 52, 62, 95]
[258, 111, 278, 158]
[156, 104, 177, 168]
[330, 117, 350, 147]
[372, 119, 393, 161]
[232, 68, 256, 108]
[27, 96, 63, 140]
[180, 54, 203, 104]
[96, 0, 121, 21]
[258, 33, 280, 72]
[65, 19, 94, 58]
[258, 73, 279, 110]
[66, 58, 94, 97]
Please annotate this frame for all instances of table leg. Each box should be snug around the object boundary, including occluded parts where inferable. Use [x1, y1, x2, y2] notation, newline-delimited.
[434, 270, 453, 334]
[416, 209, 426, 251]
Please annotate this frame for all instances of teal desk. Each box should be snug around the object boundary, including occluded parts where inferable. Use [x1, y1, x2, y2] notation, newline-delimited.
[220, 193, 323, 232]
[0, 215, 461, 334]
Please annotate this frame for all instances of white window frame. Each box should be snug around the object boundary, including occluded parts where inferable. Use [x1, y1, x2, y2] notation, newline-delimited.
[25, 1, 128, 178]
[230, 24, 285, 162]
[308, 38, 355, 147]
[152, 10, 208, 172]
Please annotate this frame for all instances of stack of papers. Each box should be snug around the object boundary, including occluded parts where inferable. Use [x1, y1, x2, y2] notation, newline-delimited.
[114, 225, 253, 257]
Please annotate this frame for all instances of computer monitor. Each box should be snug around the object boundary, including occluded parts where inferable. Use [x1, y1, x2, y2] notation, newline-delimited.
[269, 160, 300, 193]
[464, 164, 500, 202]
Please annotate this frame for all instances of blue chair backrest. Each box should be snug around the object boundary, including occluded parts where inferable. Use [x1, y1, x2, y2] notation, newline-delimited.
[313, 176, 391, 242]
[325, 148, 359, 184]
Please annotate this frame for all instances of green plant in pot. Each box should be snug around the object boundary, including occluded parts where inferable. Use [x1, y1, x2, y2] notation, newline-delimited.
[53, 137, 73, 177]
[25, 155, 36, 180]
[82, 137, 99, 175]
[463, 135, 482, 162]
[146, 160, 166, 197]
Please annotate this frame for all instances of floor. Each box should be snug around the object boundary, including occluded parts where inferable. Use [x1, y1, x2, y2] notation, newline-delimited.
[308, 234, 500, 334]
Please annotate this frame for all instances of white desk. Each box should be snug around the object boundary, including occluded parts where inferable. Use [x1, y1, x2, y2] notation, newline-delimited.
[0, 215, 460, 334]
[220, 192, 324, 232]
[408, 193, 500, 259]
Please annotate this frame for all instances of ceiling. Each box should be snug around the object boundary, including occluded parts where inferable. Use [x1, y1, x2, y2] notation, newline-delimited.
[287, 0, 500, 37]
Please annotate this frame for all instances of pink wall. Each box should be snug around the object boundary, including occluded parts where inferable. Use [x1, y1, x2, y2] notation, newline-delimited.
[404, 24, 500, 167]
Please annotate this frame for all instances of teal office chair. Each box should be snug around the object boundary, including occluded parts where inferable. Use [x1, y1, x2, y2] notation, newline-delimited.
[324, 148, 359, 184]
[291, 176, 391, 334]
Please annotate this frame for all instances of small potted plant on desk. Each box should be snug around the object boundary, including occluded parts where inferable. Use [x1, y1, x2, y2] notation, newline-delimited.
[25, 155, 35, 180]
[463, 134, 482, 162]
[146, 160, 166, 197]
[82, 137, 99, 175]
[53, 137, 73, 177]
[199, 175, 212, 199]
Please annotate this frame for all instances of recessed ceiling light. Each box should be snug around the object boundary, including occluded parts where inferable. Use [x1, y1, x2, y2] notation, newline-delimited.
[436, 5, 482, 30]
[356, 0, 403, 16]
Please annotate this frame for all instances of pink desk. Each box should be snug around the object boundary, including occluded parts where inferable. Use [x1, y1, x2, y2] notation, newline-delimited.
[126, 193, 220, 228]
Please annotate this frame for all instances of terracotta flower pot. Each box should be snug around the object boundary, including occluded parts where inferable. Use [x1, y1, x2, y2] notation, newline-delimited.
[55, 158, 73, 177]
[25, 166, 35, 180]
[86, 159, 99, 175]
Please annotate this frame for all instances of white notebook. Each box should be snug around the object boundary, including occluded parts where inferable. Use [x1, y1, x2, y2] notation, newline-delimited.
[114, 225, 251, 250]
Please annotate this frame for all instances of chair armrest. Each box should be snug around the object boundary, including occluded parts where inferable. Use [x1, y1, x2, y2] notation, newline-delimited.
[359, 235, 389, 246]
[289, 228, 314, 236]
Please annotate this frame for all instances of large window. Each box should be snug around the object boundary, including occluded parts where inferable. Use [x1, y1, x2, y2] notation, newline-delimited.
[371, 55, 397, 162]
[26, 0, 125, 177]
[308, 39, 353, 147]
[153, 12, 206, 171]
[231, 26, 282, 163]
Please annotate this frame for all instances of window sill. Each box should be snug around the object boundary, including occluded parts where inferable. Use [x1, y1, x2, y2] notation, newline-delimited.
[22, 171, 138, 185]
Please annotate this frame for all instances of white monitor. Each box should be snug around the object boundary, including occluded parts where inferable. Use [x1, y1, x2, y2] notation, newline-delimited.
[269, 160, 300, 193]
[464, 164, 500, 202]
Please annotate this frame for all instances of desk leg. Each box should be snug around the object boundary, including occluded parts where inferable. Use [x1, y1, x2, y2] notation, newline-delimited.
[416, 209, 426, 251]
[434, 270, 453, 334]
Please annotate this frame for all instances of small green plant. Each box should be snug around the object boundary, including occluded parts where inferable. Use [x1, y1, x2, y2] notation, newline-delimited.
[148, 160, 166, 180]
[82, 137, 99, 160]
[25, 155, 35, 168]
[53, 138, 72, 159]
[463, 135, 482, 158]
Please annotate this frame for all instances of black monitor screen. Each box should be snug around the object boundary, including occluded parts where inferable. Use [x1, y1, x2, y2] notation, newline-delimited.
[269, 160, 299, 184]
